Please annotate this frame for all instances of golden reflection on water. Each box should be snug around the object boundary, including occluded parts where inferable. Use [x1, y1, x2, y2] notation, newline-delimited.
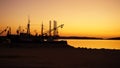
[67, 40, 120, 49]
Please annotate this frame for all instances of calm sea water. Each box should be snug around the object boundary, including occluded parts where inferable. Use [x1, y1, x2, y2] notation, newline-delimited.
[66, 39, 120, 50]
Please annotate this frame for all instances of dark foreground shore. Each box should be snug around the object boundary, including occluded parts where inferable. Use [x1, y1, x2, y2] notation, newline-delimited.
[0, 48, 120, 68]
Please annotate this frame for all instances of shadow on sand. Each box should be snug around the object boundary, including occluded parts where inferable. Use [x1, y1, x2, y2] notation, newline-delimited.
[0, 43, 120, 68]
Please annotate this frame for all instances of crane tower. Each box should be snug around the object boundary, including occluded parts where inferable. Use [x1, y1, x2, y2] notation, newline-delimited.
[53, 20, 58, 37]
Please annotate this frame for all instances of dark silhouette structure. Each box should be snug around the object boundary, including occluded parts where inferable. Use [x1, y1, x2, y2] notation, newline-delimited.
[0, 19, 73, 48]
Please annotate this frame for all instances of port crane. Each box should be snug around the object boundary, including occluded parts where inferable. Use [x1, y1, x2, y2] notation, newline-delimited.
[43, 24, 64, 36]
[42, 23, 64, 41]
[0, 26, 9, 35]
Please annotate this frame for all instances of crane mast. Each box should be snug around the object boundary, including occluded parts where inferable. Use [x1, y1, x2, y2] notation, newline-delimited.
[42, 20, 64, 36]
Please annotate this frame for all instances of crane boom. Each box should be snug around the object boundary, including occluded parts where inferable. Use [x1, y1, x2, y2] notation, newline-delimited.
[50, 24, 64, 33]
[43, 24, 64, 35]
[0, 27, 9, 35]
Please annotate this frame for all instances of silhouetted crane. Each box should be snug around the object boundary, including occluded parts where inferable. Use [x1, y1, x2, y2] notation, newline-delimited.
[0, 26, 9, 35]
[43, 24, 64, 36]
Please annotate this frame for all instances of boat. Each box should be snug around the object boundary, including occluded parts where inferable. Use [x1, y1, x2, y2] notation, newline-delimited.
[0, 19, 74, 48]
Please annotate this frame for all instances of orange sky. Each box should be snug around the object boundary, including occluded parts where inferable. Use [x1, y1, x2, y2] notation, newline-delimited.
[0, 0, 120, 38]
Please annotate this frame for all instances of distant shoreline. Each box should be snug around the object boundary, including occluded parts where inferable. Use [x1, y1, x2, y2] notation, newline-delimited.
[1, 36, 120, 40]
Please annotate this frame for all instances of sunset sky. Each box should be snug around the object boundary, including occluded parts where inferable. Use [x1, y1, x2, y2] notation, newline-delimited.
[0, 0, 120, 38]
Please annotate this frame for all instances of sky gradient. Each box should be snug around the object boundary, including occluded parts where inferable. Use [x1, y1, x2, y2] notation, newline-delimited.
[0, 0, 120, 38]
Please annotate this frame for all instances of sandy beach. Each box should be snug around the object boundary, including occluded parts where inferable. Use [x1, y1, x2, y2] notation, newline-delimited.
[0, 48, 120, 68]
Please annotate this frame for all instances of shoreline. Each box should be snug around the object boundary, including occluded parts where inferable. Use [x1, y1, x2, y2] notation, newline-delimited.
[0, 47, 120, 68]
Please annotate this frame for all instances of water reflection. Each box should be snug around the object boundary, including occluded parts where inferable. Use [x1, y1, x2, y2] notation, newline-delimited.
[67, 39, 120, 49]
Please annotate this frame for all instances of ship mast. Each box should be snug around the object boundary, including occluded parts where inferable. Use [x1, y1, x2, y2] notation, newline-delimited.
[27, 16, 30, 35]
[49, 20, 52, 36]
[41, 22, 43, 36]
